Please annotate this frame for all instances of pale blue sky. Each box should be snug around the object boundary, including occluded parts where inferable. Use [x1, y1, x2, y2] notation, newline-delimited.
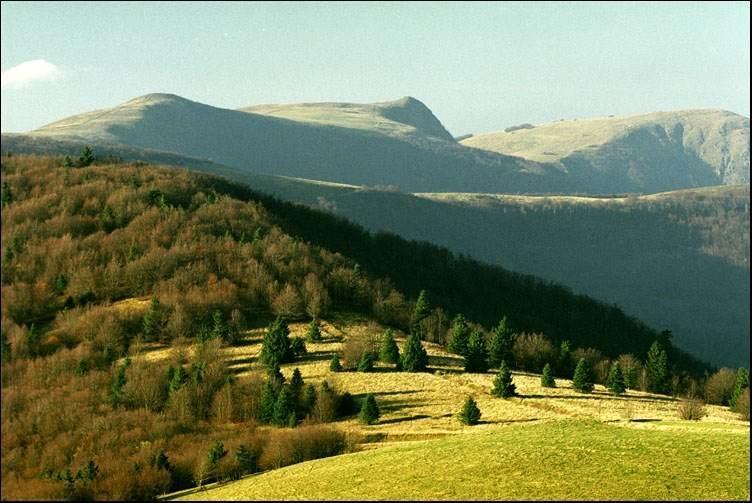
[1, 1, 749, 134]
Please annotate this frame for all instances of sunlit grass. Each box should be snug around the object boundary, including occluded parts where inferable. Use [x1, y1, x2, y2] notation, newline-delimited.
[185, 419, 750, 501]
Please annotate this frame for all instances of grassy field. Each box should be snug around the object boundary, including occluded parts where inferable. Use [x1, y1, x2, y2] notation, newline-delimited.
[138, 314, 750, 500]
[182, 419, 749, 501]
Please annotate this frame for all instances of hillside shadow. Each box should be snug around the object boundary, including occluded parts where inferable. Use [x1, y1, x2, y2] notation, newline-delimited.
[377, 414, 431, 425]
[300, 350, 338, 362]
[520, 392, 677, 403]
[428, 355, 464, 367]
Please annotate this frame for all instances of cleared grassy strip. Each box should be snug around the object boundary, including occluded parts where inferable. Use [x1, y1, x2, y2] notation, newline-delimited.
[182, 419, 749, 501]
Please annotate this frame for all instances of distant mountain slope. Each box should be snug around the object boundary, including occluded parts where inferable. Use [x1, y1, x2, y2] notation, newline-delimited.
[22, 95, 749, 194]
[462, 110, 750, 193]
[28, 93, 562, 193]
[242, 96, 455, 141]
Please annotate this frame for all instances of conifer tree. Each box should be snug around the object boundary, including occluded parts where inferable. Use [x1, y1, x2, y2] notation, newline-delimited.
[235, 445, 256, 474]
[306, 319, 322, 343]
[607, 362, 626, 395]
[357, 351, 375, 372]
[491, 360, 517, 398]
[358, 394, 380, 424]
[78, 146, 94, 167]
[153, 450, 171, 471]
[573, 358, 594, 393]
[448, 314, 470, 356]
[1, 328, 10, 363]
[142, 297, 162, 341]
[289, 367, 304, 404]
[329, 353, 342, 372]
[210, 310, 229, 343]
[401, 331, 428, 372]
[110, 358, 130, 405]
[259, 382, 277, 424]
[260, 316, 294, 368]
[207, 441, 227, 472]
[1, 181, 13, 207]
[458, 396, 482, 425]
[170, 365, 188, 393]
[557, 340, 572, 377]
[302, 383, 317, 413]
[379, 328, 400, 364]
[730, 368, 750, 409]
[410, 290, 430, 337]
[267, 362, 285, 389]
[273, 386, 295, 426]
[489, 316, 514, 368]
[541, 363, 556, 387]
[464, 329, 489, 373]
[646, 341, 669, 394]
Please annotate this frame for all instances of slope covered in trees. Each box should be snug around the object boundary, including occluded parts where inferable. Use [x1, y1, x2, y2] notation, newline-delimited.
[0, 154, 709, 371]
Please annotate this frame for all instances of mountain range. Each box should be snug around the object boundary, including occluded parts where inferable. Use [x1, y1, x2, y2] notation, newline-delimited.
[2, 94, 749, 366]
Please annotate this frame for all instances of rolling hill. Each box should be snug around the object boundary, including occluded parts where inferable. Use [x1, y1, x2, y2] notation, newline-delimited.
[462, 109, 750, 193]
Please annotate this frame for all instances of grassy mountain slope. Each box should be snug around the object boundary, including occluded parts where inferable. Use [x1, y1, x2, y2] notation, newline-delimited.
[179, 324, 748, 501]
[242, 96, 455, 141]
[26, 93, 561, 193]
[188, 420, 749, 501]
[462, 109, 750, 193]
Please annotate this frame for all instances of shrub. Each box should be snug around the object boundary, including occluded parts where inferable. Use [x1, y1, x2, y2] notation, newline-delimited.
[678, 398, 707, 421]
[458, 396, 481, 425]
[358, 394, 380, 425]
[341, 332, 378, 370]
[329, 353, 342, 372]
[733, 388, 749, 421]
[513, 332, 555, 372]
[704, 368, 737, 405]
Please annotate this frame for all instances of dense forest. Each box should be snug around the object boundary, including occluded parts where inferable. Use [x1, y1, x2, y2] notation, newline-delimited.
[0, 154, 712, 499]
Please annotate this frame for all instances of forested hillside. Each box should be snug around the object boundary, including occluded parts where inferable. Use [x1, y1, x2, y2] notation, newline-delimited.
[0, 154, 710, 499]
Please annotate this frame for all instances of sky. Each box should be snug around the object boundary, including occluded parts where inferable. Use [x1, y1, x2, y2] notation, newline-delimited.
[1, 1, 749, 135]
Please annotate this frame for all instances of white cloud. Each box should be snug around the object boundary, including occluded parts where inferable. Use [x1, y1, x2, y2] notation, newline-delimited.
[1, 59, 61, 89]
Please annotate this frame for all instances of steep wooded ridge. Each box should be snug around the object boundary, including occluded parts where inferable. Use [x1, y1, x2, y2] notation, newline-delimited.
[14, 93, 749, 194]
